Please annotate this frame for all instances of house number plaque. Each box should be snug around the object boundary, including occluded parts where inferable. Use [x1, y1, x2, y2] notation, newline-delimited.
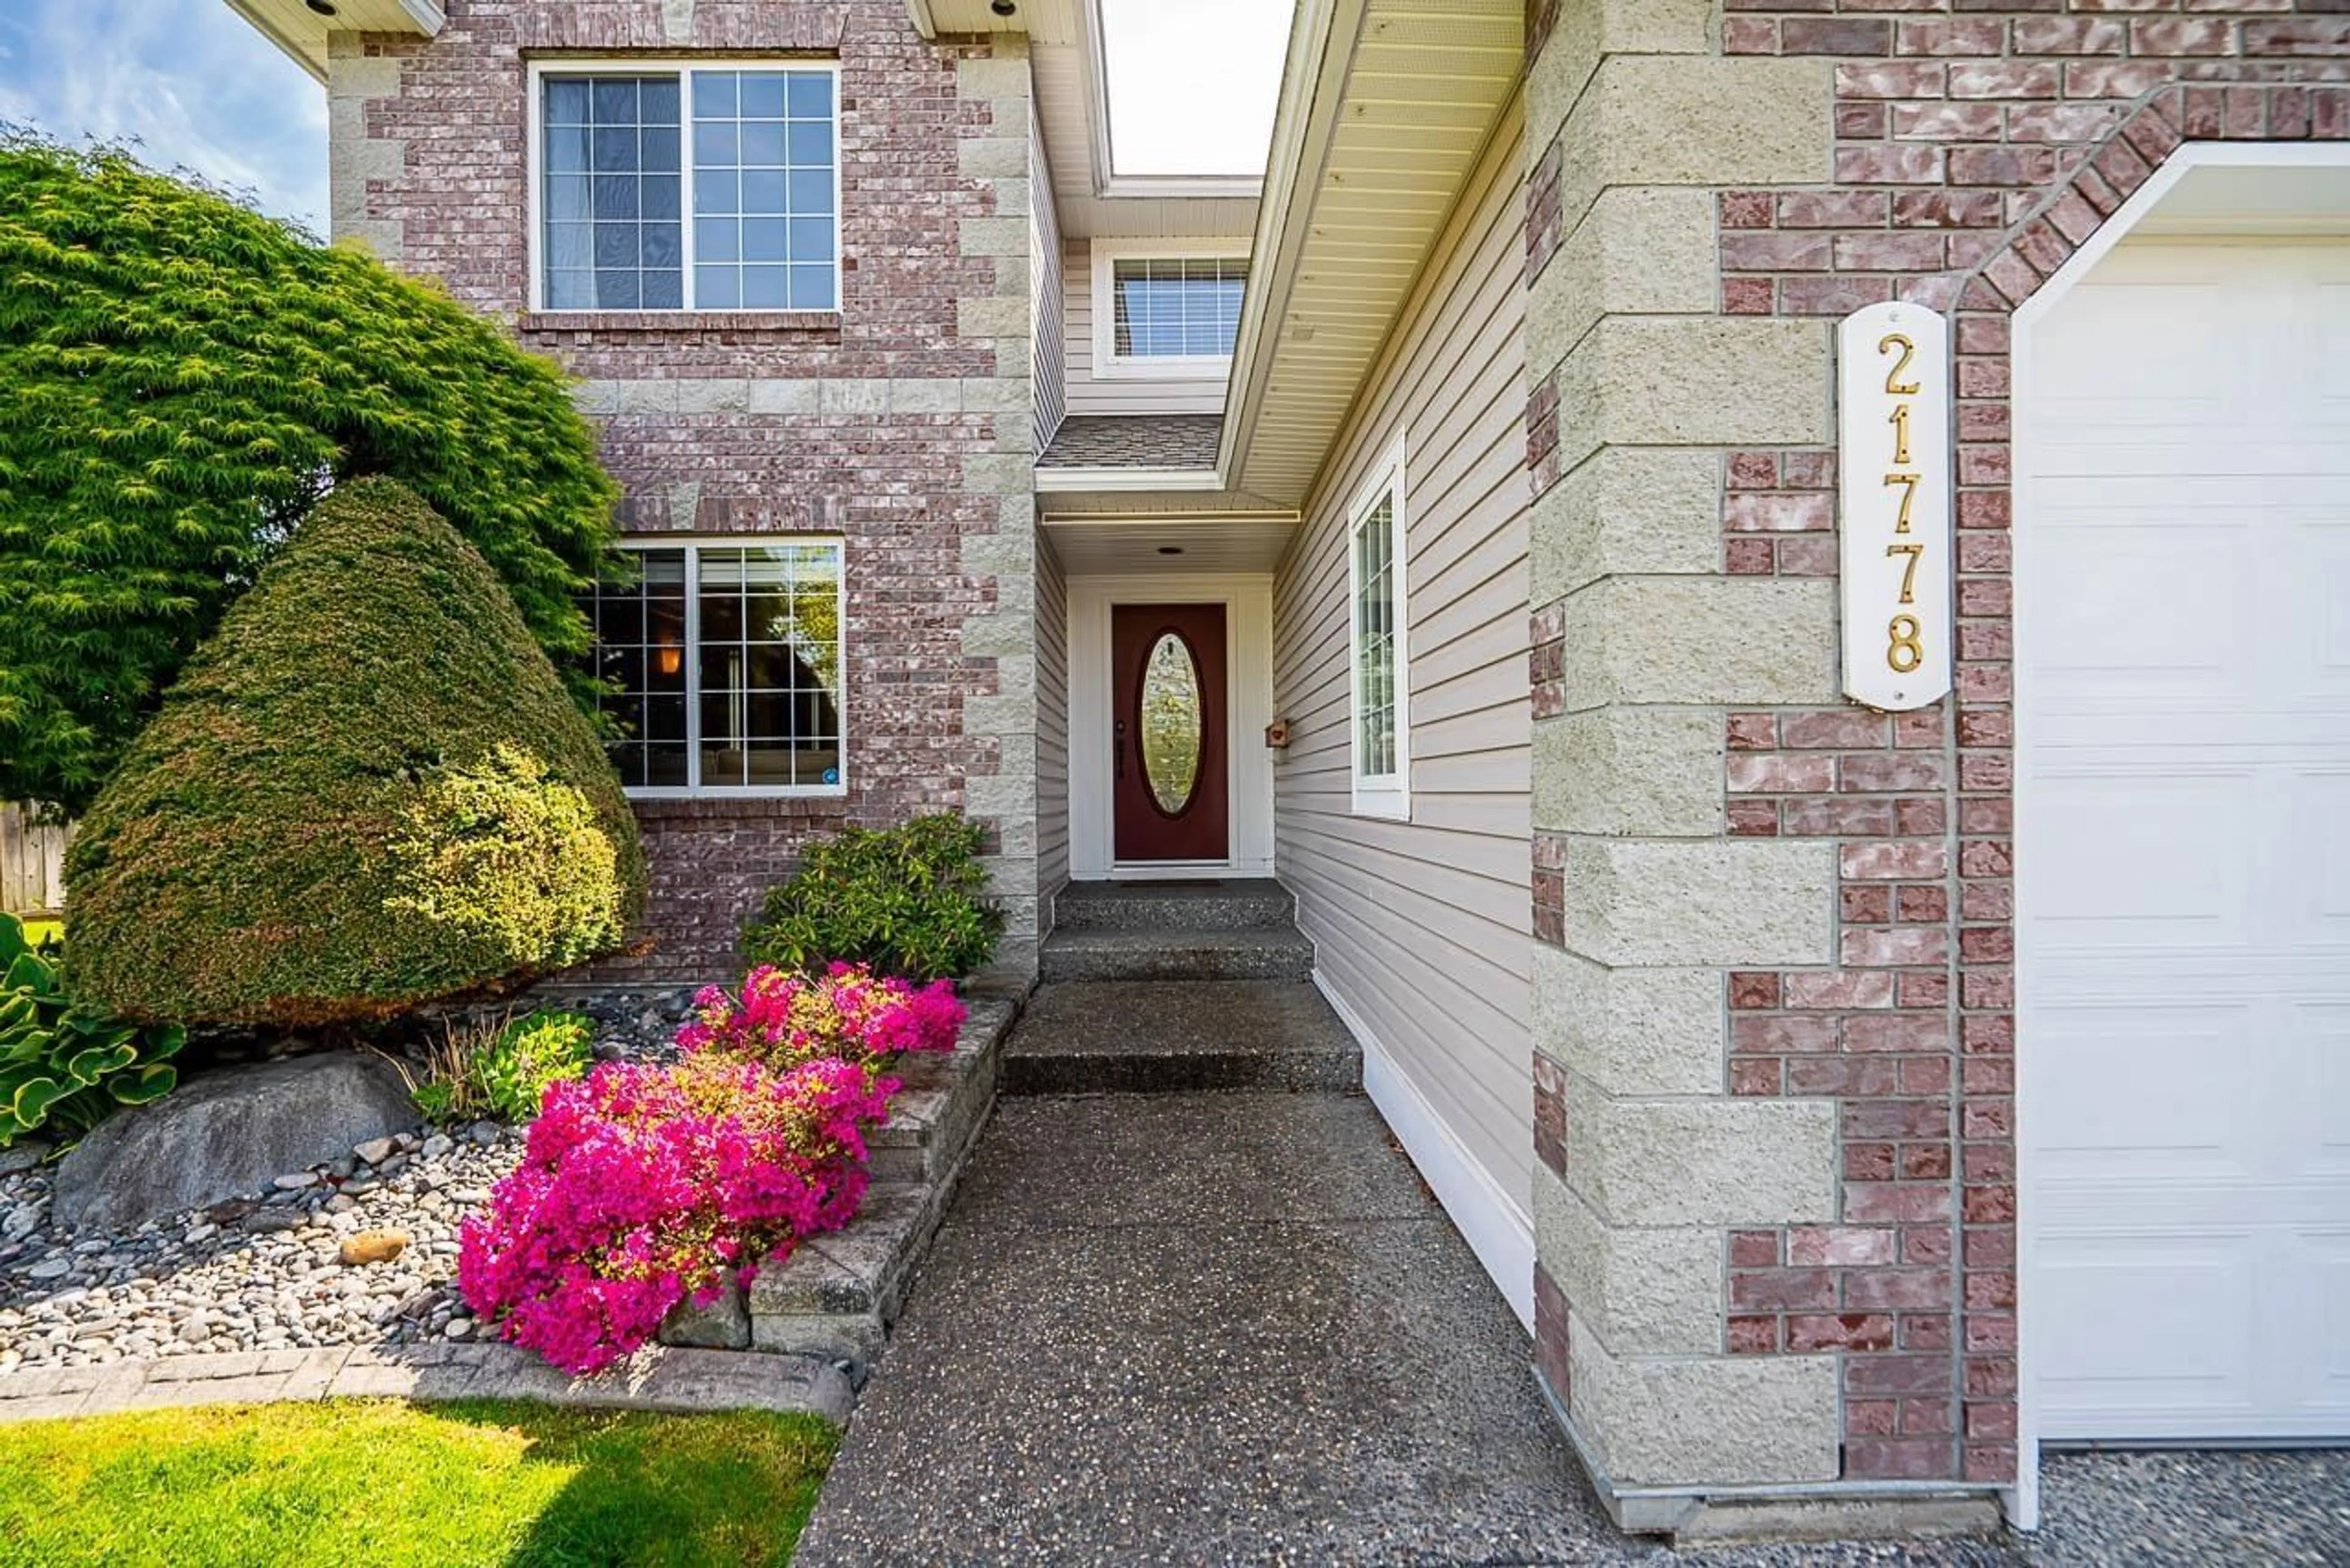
[1838, 301, 1952, 712]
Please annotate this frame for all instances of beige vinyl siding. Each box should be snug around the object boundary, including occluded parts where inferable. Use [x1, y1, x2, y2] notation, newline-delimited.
[1031, 106, 1066, 454]
[1037, 534, 1072, 935]
[1061, 239, 1230, 418]
[1273, 105, 1532, 1215]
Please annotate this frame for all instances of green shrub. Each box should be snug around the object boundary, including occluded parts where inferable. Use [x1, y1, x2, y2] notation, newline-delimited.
[744, 816, 1004, 982]
[64, 479, 646, 1026]
[0, 134, 621, 816]
[398, 1009, 595, 1126]
[0, 914, 182, 1149]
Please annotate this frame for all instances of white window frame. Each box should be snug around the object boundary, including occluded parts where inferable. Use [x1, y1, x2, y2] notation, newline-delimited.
[1345, 442, 1410, 821]
[524, 58, 844, 316]
[1089, 236, 1251, 378]
[599, 537, 849, 801]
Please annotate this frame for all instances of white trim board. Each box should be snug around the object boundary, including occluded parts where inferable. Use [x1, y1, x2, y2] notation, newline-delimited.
[1316, 971, 1535, 1332]
[2007, 141, 2350, 1537]
[1067, 573, 1276, 880]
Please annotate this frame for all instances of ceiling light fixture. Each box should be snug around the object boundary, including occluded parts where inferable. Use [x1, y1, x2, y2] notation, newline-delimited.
[304, 0, 338, 14]
[991, 0, 1018, 15]
[1158, 547, 1184, 556]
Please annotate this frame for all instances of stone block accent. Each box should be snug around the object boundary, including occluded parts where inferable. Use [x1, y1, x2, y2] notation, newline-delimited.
[1533, 1168, 1723, 1356]
[1530, 447, 1721, 604]
[1532, 947, 1723, 1098]
[1556, 577, 1839, 712]
[1533, 705, 1724, 839]
[1557, 835, 1836, 970]
[1528, 187, 1718, 378]
[1561, 1077, 1838, 1229]
[1550, 57, 1835, 235]
[1568, 1316, 1840, 1489]
[1553, 318, 1833, 468]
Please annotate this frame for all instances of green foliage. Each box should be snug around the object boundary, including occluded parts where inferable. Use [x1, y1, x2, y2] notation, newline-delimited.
[0, 1399, 838, 1567]
[401, 1009, 595, 1126]
[744, 815, 1004, 982]
[64, 479, 646, 1026]
[0, 914, 183, 1149]
[0, 133, 621, 816]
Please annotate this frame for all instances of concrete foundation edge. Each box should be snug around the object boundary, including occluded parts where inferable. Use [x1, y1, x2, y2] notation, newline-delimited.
[1535, 1369, 2009, 1544]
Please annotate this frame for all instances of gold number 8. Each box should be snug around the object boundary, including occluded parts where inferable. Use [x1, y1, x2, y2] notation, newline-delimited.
[1887, 615, 1924, 674]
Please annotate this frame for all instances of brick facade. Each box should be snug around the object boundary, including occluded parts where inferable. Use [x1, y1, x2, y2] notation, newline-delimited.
[330, 1, 1042, 983]
[1526, 0, 2349, 1505]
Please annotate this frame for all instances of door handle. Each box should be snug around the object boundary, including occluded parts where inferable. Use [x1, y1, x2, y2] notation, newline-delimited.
[1114, 720, 1125, 780]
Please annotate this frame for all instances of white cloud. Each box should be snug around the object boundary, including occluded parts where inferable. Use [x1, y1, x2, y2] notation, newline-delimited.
[0, 0, 326, 229]
[1100, 0, 1289, 179]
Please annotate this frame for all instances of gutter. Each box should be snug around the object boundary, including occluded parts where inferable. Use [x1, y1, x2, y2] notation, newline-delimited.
[1214, 0, 1366, 494]
[1034, 469, 1228, 495]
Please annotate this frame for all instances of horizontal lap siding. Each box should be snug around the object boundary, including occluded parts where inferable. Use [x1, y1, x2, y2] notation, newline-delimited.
[1031, 105, 1066, 452]
[1061, 240, 1230, 417]
[1274, 107, 1534, 1214]
[1038, 537, 1071, 931]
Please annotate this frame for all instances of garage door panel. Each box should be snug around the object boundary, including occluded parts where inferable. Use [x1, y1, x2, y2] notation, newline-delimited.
[2036, 1237, 2258, 1437]
[2027, 773, 2253, 944]
[2024, 237, 2350, 1443]
[2035, 1004, 2252, 1180]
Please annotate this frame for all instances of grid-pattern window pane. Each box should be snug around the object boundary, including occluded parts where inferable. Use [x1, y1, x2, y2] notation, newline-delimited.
[1352, 497, 1397, 780]
[591, 550, 690, 788]
[1112, 257, 1245, 358]
[542, 75, 684, 310]
[583, 542, 846, 793]
[690, 70, 837, 312]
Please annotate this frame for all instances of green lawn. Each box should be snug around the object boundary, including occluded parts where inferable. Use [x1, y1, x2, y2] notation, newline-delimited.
[0, 1400, 837, 1568]
[19, 917, 60, 947]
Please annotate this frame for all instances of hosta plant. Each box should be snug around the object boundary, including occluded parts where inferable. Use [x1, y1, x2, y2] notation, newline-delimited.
[0, 914, 183, 1148]
[457, 1053, 897, 1375]
[677, 963, 964, 1073]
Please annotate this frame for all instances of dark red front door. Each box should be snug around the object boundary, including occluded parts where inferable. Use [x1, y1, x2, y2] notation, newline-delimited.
[1112, 603, 1229, 863]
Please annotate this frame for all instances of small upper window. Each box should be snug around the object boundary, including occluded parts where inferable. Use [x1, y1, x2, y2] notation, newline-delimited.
[1092, 242, 1248, 373]
[1347, 449, 1408, 820]
[537, 64, 838, 313]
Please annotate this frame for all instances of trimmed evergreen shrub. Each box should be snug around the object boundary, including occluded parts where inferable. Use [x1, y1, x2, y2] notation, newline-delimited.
[63, 479, 646, 1025]
[0, 135, 621, 815]
[743, 816, 1004, 982]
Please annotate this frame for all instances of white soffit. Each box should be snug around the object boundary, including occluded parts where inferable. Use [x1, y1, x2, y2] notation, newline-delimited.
[1043, 515, 1299, 574]
[1223, 0, 1522, 507]
[225, 0, 444, 82]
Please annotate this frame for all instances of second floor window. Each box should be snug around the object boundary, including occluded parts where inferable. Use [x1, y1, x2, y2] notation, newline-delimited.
[1091, 242, 1250, 373]
[537, 64, 839, 313]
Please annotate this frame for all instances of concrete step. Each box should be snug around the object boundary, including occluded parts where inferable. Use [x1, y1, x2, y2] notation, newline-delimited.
[658, 993, 1016, 1382]
[1037, 926, 1315, 984]
[1052, 879, 1294, 933]
[1004, 981, 1361, 1095]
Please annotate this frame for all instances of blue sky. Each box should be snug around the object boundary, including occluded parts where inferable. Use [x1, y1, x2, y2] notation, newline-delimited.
[0, 0, 327, 230]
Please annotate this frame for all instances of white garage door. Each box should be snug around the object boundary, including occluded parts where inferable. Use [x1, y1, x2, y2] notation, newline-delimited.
[2021, 237, 2350, 1443]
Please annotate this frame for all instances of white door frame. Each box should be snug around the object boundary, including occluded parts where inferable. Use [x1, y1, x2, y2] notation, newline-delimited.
[2010, 140, 2350, 1534]
[1067, 573, 1276, 880]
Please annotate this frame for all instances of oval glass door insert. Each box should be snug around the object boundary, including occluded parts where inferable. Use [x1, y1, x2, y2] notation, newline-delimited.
[1140, 632, 1204, 816]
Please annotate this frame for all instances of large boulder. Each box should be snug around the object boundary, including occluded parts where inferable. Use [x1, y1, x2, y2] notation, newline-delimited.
[52, 1053, 416, 1233]
[64, 478, 646, 1025]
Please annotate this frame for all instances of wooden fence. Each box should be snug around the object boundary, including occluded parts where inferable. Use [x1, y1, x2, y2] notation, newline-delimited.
[1, 804, 70, 915]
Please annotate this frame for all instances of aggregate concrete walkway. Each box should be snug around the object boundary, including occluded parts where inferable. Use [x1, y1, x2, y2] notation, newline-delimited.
[796, 1089, 1616, 1565]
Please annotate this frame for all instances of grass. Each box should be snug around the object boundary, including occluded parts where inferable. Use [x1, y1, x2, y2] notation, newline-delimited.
[20, 917, 60, 947]
[0, 1399, 838, 1568]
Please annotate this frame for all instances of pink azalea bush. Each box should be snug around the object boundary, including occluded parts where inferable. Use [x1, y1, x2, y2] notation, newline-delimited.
[457, 963, 966, 1374]
[678, 962, 966, 1072]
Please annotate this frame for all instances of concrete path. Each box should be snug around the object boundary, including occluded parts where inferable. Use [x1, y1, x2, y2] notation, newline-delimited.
[796, 1089, 1615, 1565]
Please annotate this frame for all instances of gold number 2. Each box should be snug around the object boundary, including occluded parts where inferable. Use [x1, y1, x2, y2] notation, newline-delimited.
[1879, 333, 1920, 397]
[1887, 614, 1924, 674]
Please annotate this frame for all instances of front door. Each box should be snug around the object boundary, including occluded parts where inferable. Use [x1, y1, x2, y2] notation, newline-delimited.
[1111, 603, 1229, 863]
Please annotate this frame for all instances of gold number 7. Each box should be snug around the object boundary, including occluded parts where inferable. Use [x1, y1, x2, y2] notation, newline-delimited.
[1883, 471, 1919, 535]
[1886, 542, 1924, 605]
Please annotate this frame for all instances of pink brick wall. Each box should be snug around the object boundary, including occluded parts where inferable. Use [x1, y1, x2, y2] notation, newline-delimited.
[1528, 2, 2350, 1491]
[348, 2, 1026, 983]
